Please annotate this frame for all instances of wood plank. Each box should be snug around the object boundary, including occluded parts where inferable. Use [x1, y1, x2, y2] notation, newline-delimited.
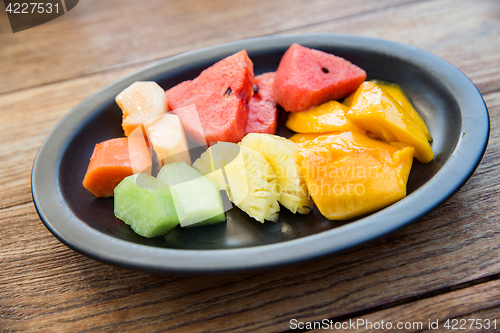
[0, 0, 415, 94]
[313, 278, 500, 332]
[1, 0, 500, 332]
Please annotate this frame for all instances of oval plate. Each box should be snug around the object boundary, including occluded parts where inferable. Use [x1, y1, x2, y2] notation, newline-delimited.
[32, 34, 489, 274]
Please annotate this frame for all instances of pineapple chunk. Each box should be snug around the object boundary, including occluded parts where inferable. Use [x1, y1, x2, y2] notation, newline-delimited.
[239, 133, 313, 214]
[193, 142, 280, 223]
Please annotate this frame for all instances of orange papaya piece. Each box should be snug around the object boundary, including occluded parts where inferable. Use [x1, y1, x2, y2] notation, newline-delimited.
[82, 137, 152, 198]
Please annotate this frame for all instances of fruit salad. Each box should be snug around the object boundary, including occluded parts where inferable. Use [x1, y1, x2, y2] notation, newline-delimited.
[82, 43, 432, 238]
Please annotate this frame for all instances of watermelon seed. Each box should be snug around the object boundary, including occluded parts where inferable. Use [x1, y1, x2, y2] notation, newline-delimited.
[225, 87, 232, 97]
[253, 84, 259, 94]
[321, 67, 329, 74]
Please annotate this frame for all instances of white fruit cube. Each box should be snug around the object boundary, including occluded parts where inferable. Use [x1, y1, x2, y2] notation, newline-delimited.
[127, 126, 153, 174]
[116, 81, 167, 136]
[144, 113, 191, 166]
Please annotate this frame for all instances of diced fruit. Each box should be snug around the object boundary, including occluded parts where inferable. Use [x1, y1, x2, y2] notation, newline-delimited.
[285, 100, 364, 134]
[168, 104, 207, 147]
[273, 44, 366, 112]
[193, 142, 280, 223]
[193, 142, 241, 194]
[144, 113, 191, 166]
[345, 82, 433, 163]
[157, 162, 226, 228]
[128, 126, 153, 169]
[87, 46, 429, 233]
[245, 72, 278, 135]
[83, 137, 152, 198]
[167, 50, 254, 146]
[289, 133, 324, 146]
[115, 81, 167, 136]
[239, 133, 313, 214]
[114, 173, 179, 237]
[372, 80, 432, 141]
[299, 132, 414, 220]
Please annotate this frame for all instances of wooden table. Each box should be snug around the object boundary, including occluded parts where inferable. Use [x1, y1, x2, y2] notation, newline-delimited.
[1, 0, 499, 331]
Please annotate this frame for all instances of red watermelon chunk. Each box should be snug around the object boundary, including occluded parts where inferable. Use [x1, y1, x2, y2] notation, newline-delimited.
[273, 43, 366, 112]
[166, 50, 254, 146]
[245, 72, 278, 135]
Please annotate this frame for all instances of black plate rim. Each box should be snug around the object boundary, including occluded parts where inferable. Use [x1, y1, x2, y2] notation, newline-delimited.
[31, 33, 490, 274]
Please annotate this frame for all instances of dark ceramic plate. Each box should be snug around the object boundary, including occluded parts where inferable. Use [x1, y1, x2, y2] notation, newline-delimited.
[32, 34, 489, 274]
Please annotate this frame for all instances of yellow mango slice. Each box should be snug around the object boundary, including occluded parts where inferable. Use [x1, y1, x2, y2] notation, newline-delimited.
[341, 92, 355, 108]
[285, 100, 364, 134]
[372, 80, 432, 141]
[299, 132, 414, 220]
[289, 133, 325, 146]
[345, 82, 433, 163]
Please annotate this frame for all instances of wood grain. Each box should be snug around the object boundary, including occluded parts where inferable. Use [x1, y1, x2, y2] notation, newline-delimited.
[1, 0, 499, 332]
[0, 0, 417, 94]
[323, 278, 500, 332]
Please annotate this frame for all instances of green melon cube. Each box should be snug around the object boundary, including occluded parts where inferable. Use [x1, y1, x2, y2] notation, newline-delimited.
[114, 173, 179, 237]
[157, 162, 226, 227]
